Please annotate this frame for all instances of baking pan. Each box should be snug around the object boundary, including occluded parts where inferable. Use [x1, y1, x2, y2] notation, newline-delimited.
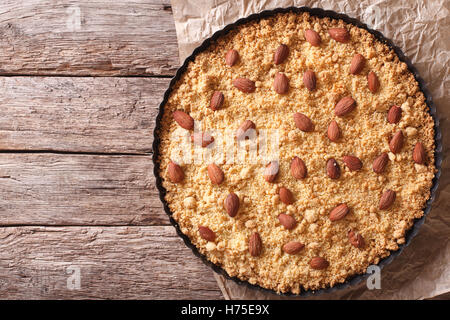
[152, 6, 442, 297]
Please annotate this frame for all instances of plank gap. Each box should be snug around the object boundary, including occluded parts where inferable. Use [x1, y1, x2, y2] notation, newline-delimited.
[0, 74, 175, 79]
[0, 150, 153, 157]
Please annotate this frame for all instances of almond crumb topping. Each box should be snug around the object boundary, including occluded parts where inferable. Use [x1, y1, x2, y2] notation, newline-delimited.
[158, 12, 435, 294]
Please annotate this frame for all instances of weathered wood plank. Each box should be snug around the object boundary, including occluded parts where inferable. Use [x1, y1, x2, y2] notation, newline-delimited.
[0, 153, 168, 226]
[0, 0, 179, 76]
[0, 226, 222, 299]
[0, 77, 168, 153]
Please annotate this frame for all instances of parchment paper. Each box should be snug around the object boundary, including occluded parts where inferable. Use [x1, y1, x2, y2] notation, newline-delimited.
[170, 0, 449, 300]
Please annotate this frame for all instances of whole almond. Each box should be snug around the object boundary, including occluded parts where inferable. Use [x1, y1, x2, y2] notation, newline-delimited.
[309, 257, 329, 270]
[273, 72, 289, 94]
[293, 113, 314, 132]
[274, 44, 289, 65]
[278, 213, 297, 230]
[191, 132, 214, 148]
[173, 110, 194, 130]
[198, 226, 216, 242]
[303, 70, 316, 91]
[372, 152, 389, 173]
[328, 28, 350, 43]
[327, 120, 341, 142]
[335, 96, 356, 116]
[291, 156, 307, 179]
[413, 142, 426, 164]
[350, 53, 365, 75]
[207, 163, 224, 185]
[368, 71, 380, 93]
[225, 49, 239, 66]
[236, 120, 256, 140]
[224, 192, 240, 217]
[282, 241, 305, 254]
[348, 230, 365, 248]
[387, 105, 402, 124]
[329, 203, 349, 221]
[264, 161, 279, 183]
[343, 155, 362, 171]
[233, 78, 255, 93]
[209, 91, 224, 111]
[249, 232, 262, 257]
[167, 161, 184, 183]
[379, 189, 396, 210]
[327, 158, 340, 179]
[279, 187, 294, 205]
[389, 130, 404, 154]
[305, 29, 321, 46]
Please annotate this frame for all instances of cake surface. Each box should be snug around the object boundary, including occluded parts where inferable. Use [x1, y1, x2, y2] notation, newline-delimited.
[157, 12, 436, 294]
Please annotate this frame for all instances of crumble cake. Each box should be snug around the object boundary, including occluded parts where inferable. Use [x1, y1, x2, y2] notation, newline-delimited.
[156, 12, 436, 294]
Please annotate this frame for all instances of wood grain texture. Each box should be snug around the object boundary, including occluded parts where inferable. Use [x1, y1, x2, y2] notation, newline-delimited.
[0, 0, 178, 76]
[0, 153, 169, 226]
[0, 1, 222, 299]
[0, 77, 169, 153]
[0, 226, 222, 299]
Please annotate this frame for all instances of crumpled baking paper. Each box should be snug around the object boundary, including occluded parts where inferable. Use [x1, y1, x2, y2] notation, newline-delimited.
[170, 0, 450, 300]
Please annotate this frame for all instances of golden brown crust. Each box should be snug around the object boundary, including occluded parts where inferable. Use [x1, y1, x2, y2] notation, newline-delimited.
[157, 12, 436, 294]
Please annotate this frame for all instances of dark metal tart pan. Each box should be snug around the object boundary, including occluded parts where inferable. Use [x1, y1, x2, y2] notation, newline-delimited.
[152, 6, 442, 297]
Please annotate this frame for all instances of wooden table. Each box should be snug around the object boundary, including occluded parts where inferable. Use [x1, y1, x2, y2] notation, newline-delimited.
[0, 0, 223, 299]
